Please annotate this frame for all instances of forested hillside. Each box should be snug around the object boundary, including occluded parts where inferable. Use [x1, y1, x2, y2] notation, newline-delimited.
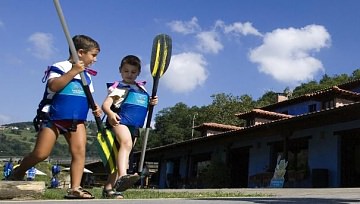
[0, 122, 99, 157]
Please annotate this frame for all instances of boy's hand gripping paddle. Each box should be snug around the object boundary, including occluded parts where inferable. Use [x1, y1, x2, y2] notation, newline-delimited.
[53, 0, 117, 173]
[138, 34, 172, 173]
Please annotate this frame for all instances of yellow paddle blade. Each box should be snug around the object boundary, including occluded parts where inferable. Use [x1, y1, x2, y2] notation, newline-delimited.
[95, 129, 118, 174]
[150, 34, 172, 78]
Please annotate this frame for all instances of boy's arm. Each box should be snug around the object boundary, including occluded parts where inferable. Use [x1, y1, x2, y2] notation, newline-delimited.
[48, 61, 85, 92]
[102, 96, 120, 127]
[102, 97, 114, 116]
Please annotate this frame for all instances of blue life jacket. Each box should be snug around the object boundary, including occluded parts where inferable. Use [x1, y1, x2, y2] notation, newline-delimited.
[50, 177, 59, 188]
[3, 161, 13, 179]
[52, 164, 61, 176]
[33, 66, 91, 131]
[27, 167, 36, 180]
[107, 81, 150, 128]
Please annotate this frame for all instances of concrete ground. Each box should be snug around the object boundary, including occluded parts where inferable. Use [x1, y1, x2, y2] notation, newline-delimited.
[1, 188, 360, 203]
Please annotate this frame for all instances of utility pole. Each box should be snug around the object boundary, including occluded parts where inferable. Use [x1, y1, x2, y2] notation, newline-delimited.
[191, 113, 198, 139]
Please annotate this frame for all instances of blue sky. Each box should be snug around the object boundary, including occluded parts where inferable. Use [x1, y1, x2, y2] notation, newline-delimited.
[1, 0, 360, 125]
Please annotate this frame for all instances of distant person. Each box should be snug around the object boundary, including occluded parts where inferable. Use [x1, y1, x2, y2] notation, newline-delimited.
[50, 163, 61, 188]
[3, 158, 13, 180]
[52, 163, 61, 177]
[8, 35, 102, 199]
[26, 166, 36, 181]
[50, 176, 59, 188]
[101, 55, 158, 199]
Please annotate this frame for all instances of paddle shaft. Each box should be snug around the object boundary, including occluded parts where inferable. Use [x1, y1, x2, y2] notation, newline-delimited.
[145, 76, 160, 127]
[138, 75, 160, 173]
[53, 0, 103, 130]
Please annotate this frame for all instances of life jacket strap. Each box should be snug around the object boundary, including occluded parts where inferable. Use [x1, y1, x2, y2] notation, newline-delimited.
[85, 68, 97, 76]
[42, 66, 65, 83]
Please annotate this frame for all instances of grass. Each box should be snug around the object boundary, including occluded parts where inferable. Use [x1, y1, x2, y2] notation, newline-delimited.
[1, 162, 271, 200]
[43, 187, 270, 199]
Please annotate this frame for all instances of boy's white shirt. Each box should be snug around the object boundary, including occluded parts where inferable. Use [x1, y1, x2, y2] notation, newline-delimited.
[107, 83, 145, 109]
[48, 60, 95, 93]
[108, 88, 127, 108]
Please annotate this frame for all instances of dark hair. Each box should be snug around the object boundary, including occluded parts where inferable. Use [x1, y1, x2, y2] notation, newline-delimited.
[119, 55, 141, 72]
[69, 35, 100, 55]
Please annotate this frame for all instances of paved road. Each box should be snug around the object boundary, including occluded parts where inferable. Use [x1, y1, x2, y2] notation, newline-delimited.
[2, 188, 360, 204]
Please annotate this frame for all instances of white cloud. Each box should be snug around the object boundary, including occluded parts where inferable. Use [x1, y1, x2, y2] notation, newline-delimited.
[217, 20, 262, 37]
[0, 114, 11, 125]
[249, 24, 331, 84]
[0, 20, 4, 28]
[168, 17, 201, 34]
[163, 52, 208, 93]
[168, 18, 263, 56]
[27, 32, 56, 60]
[196, 31, 223, 54]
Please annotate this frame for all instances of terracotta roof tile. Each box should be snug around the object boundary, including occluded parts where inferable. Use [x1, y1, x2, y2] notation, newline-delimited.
[262, 86, 360, 110]
[193, 122, 242, 131]
[337, 78, 360, 90]
[235, 108, 293, 119]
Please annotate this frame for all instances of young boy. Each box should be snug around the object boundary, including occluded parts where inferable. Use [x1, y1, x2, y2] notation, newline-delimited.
[10, 35, 102, 199]
[3, 158, 13, 180]
[102, 55, 158, 199]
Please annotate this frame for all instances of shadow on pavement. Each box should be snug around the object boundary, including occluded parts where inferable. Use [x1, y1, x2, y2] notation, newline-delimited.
[197, 197, 360, 204]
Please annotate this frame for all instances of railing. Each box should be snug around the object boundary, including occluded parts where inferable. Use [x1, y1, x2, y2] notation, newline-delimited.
[0, 156, 101, 165]
[0, 156, 23, 162]
[48, 157, 101, 165]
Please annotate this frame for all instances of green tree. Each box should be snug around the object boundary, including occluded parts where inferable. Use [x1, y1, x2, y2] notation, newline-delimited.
[10, 141, 32, 156]
[292, 80, 319, 98]
[320, 73, 350, 88]
[146, 103, 194, 147]
[292, 73, 352, 98]
[351, 69, 360, 79]
[256, 91, 278, 108]
[203, 93, 255, 126]
[51, 142, 70, 157]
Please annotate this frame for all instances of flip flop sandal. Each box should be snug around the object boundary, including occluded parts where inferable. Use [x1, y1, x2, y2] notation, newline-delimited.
[64, 187, 95, 199]
[114, 174, 140, 192]
[102, 188, 124, 199]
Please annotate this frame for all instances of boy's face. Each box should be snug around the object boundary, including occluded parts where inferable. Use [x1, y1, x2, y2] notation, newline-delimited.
[79, 48, 99, 67]
[120, 64, 140, 84]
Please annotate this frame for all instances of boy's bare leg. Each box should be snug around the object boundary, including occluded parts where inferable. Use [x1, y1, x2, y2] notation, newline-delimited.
[65, 123, 86, 189]
[105, 171, 118, 189]
[113, 125, 140, 191]
[12, 126, 58, 180]
[114, 125, 133, 177]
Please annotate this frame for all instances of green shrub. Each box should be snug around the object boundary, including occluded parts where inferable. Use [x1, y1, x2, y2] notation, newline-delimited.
[198, 158, 231, 188]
